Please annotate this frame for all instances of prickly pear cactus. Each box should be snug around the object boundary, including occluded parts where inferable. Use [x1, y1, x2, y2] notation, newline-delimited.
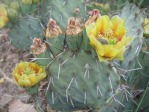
[7, 0, 149, 111]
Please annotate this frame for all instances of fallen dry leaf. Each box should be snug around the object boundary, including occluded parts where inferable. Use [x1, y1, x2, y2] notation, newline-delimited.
[9, 99, 37, 112]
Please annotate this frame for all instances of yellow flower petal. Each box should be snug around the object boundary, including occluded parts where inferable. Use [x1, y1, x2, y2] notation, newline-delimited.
[96, 15, 110, 35]
[103, 45, 118, 59]
[24, 80, 32, 87]
[29, 75, 38, 85]
[38, 73, 46, 80]
[97, 55, 106, 62]
[88, 35, 104, 56]
[86, 22, 97, 37]
[115, 37, 133, 49]
[14, 73, 21, 81]
[111, 16, 126, 39]
[18, 79, 25, 86]
[111, 16, 125, 30]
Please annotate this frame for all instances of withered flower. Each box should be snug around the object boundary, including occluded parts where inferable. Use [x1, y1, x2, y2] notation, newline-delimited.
[30, 38, 46, 55]
[66, 17, 82, 36]
[85, 9, 100, 26]
[46, 18, 62, 38]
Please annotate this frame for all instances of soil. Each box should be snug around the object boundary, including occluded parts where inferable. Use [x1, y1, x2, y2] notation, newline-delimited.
[0, 29, 31, 112]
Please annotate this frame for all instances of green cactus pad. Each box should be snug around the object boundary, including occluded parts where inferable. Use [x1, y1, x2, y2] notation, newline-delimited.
[34, 48, 51, 66]
[9, 16, 44, 50]
[40, 0, 86, 29]
[98, 90, 135, 112]
[47, 35, 65, 56]
[66, 33, 83, 51]
[115, 3, 144, 72]
[80, 30, 92, 51]
[46, 87, 87, 111]
[128, 48, 149, 89]
[47, 50, 120, 109]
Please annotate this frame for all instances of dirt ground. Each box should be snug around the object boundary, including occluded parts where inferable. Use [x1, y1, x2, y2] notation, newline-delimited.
[0, 29, 33, 112]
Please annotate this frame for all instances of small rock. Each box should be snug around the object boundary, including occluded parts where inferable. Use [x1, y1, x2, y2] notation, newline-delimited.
[9, 99, 37, 112]
[0, 94, 13, 107]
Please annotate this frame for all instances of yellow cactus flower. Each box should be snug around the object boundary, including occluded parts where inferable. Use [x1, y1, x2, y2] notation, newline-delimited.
[86, 15, 133, 61]
[0, 4, 9, 28]
[12, 62, 46, 87]
[144, 18, 149, 35]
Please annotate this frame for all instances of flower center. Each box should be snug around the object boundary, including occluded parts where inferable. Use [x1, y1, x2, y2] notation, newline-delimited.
[21, 67, 35, 76]
[97, 30, 117, 45]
